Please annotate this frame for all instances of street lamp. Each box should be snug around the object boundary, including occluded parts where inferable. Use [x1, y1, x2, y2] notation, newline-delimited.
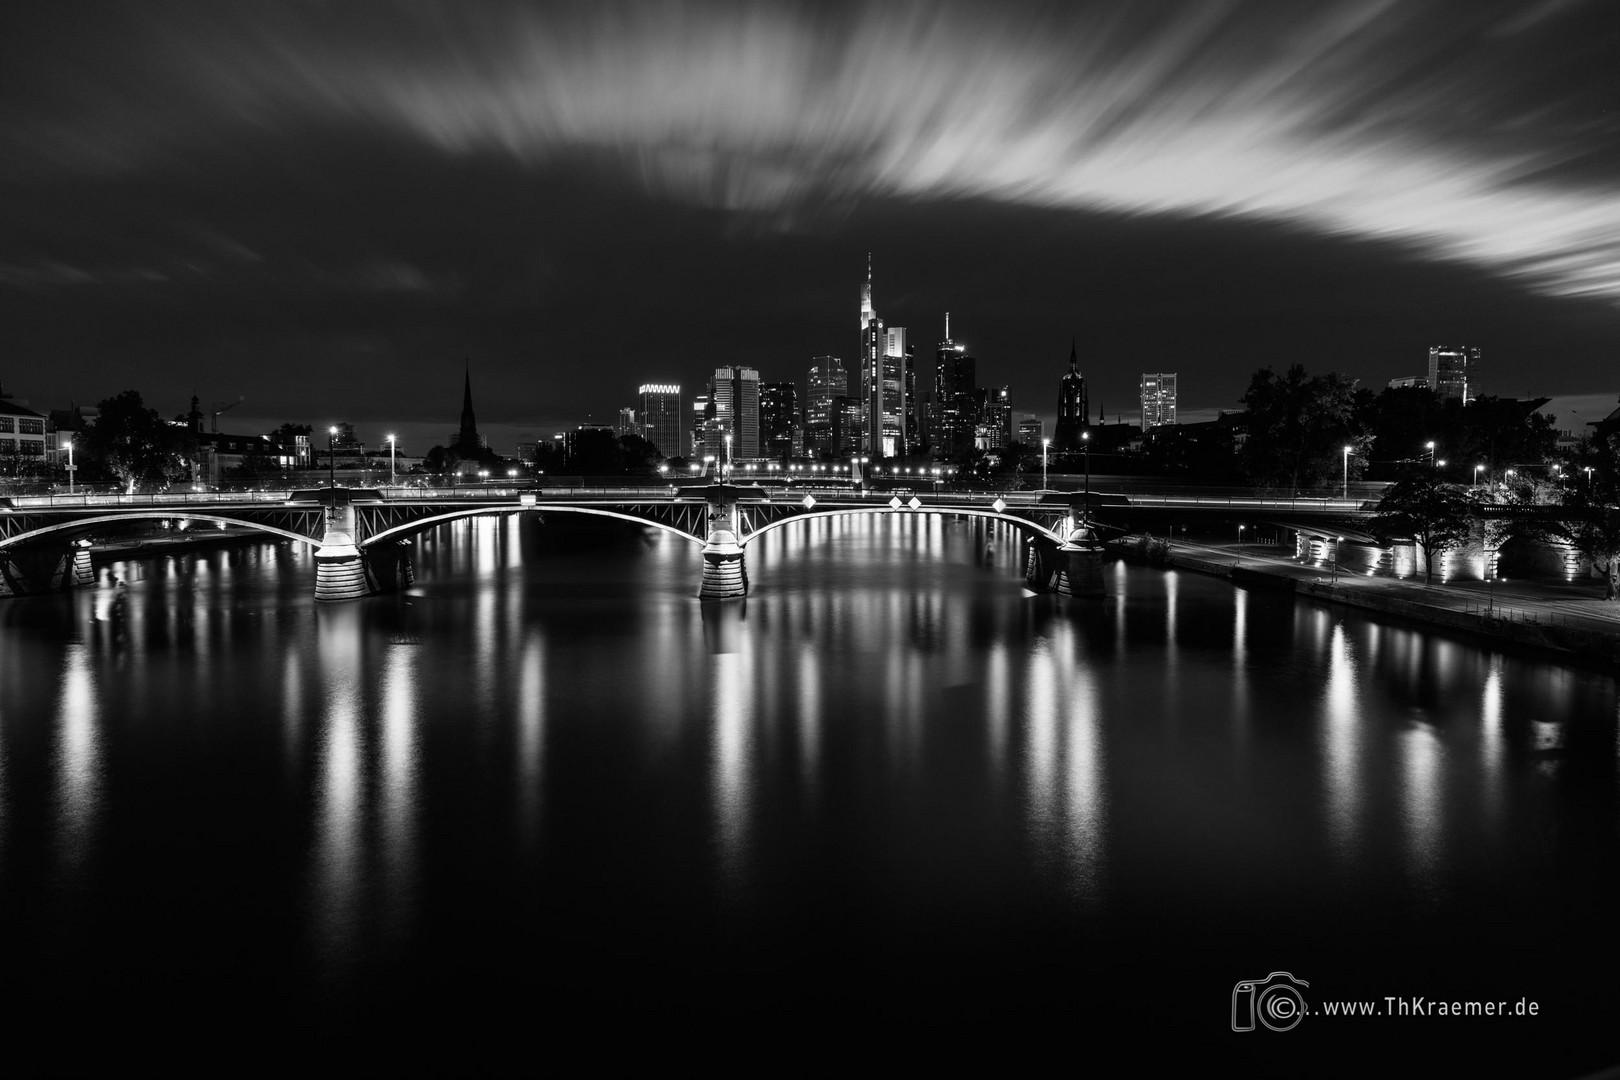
[1342, 445, 1352, 498]
[1042, 437, 1050, 491]
[1425, 440, 1436, 466]
[63, 436, 76, 495]
[386, 433, 397, 486]
[1331, 536, 1343, 583]
[328, 426, 338, 487]
[1474, 464, 1485, 487]
[1238, 523, 1245, 544]
[1585, 466, 1595, 492]
[1082, 430, 1091, 519]
[724, 433, 732, 480]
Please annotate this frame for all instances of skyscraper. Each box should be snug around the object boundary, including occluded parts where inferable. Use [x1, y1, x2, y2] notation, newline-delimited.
[1427, 346, 1478, 403]
[639, 384, 682, 458]
[1140, 373, 1177, 430]
[933, 314, 977, 460]
[711, 366, 760, 460]
[1053, 340, 1090, 449]
[860, 254, 882, 459]
[760, 382, 797, 461]
[805, 356, 846, 459]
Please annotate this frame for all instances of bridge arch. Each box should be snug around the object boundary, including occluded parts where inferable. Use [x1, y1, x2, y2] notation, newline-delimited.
[738, 506, 1067, 547]
[0, 512, 322, 551]
[359, 505, 709, 549]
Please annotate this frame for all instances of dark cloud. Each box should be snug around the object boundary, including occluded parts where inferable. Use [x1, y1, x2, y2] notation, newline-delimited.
[1, 1, 1616, 451]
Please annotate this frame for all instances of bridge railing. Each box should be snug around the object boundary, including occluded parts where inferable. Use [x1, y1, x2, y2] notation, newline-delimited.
[4, 491, 295, 509]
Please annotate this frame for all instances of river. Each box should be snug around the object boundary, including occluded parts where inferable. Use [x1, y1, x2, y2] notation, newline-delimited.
[0, 514, 1615, 1074]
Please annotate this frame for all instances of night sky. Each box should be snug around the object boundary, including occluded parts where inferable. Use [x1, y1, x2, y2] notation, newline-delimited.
[3, 1, 1617, 455]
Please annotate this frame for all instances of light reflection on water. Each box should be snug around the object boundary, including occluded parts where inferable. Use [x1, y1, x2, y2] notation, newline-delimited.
[0, 514, 1616, 1065]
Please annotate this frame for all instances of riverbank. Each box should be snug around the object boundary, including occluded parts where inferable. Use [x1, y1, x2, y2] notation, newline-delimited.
[1116, 536, 1620, 671]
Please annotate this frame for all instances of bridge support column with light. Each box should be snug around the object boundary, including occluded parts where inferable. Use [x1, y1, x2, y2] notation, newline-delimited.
[699, 484, 747, 600]
[1054, 516, 1106, 599]
[314, 500, 369, 601]
[1025, 537, 1062, 592]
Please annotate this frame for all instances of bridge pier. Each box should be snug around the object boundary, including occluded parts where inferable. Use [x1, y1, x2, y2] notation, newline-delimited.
[1054, 523, 1106, 599]
[364, 540, 416, 594]
[699, 486, 747, 600]
[1025, 537, 1062, 592]
[314, 505, 369, 602]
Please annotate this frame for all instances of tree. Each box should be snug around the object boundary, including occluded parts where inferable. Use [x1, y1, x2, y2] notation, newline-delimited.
[1369, 475, 1474, 584]
[82, 390, 189, 494]
[1238, 365, 1369, 494]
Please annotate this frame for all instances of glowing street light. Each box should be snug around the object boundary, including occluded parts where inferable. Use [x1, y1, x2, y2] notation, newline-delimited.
[1342, 445, 1352, 498]
[1585, 466, 1595, 492]
[1237, 523, 1246, 544]
[1042, 437, 1050, 491]
[386, 433, 397, 486]
[1425, 440, 1436, 466]
[328, 425, 338, 487]
[62, 435, 76, 495]
[1082, 430, 1091, 518]
[1332, 535, 1343, 583]
[1474, 464, 1485, 487]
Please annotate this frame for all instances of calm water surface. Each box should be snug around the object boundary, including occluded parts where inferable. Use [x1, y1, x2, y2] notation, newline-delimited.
[1, 515, 1616, 1073]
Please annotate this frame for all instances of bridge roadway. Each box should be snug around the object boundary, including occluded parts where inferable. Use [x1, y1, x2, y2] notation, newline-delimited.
[0, 484, 1376, 600]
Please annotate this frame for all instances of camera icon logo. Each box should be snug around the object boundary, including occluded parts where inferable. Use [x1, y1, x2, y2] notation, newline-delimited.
[1231, 972, 1309, 1032]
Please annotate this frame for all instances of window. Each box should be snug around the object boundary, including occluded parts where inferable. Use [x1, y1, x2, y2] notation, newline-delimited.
[0, 439, 16, 454]
[18, 439, 43, 456]
[18, 418, 43, 435]
[0, 417, 13, 432]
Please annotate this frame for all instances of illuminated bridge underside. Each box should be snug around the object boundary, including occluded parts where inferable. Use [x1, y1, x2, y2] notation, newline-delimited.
[0, 509, 325, 550]
[739, 505, 1067, 546]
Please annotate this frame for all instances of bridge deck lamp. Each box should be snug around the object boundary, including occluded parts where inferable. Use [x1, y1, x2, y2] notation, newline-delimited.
[386, 433, 397, 486]
[328, 426, 338, 487]
[1042, 437, 1050, 491]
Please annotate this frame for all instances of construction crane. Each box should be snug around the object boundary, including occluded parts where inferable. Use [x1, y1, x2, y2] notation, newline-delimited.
[211, 396, 244, 432]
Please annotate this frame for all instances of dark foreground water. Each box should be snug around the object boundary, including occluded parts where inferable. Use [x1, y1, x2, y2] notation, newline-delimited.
[1, 515, 1617, 1075]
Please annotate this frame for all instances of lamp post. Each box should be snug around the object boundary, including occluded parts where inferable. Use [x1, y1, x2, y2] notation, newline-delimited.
[1425, 440, 1436, 466]
[1474, 464, 1485, 488]
[64, 436, 76, 495]
[1082, 430, 1091, 519]
[1332, 536, 1343, 584]
[328, 426, 338, 487]
[1238, 523, 1245, 545]
[1585, 466, 1594, 493]
[1042, 437, 1050, 491]
[1342, 445, 1352, 498]
[724, 433, 732, 482]
[386, 433, 396, 486]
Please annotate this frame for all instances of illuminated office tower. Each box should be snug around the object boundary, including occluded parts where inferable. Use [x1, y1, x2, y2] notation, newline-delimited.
[711, 366, 760, 459]
[859, 254, 881, 458]
[1140, 373, 1178, 430]
[933, 313, 977, 459]
[760, 382, 797, 461]
[805, 356, 847, 459]
[638, 384, 681, 458]
[1427, 346, 1478, 403]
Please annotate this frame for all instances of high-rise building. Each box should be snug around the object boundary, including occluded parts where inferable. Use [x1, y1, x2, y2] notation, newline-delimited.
[805, 356, 846, 459]
[1427, 346, 1478, 403]
[877, 324, 909, 458]
[690, 393, 710, 459]
[933, 314, 977, 460]
[982, 386, 1013, 450]
[760, 382, 797, 461]
[1140, 373, 1178, 430]
[860, 254, 882, 459]
[711, 366, 760, 460]
[638, 384, 682, 458]
[616, 407, 638, 438]
[1018, 415, 1044, 445]
[1053, 340, 1090, 449]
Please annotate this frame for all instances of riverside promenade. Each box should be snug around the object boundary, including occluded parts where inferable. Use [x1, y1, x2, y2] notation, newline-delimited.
[1128, 537, 1620, 671]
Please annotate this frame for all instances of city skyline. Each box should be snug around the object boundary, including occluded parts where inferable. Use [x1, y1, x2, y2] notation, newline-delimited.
[2, 3, 1617, 451]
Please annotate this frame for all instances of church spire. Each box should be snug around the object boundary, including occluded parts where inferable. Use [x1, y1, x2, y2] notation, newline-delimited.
[457, 361, 480, 453]
[1069, 337, 1079, 372]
